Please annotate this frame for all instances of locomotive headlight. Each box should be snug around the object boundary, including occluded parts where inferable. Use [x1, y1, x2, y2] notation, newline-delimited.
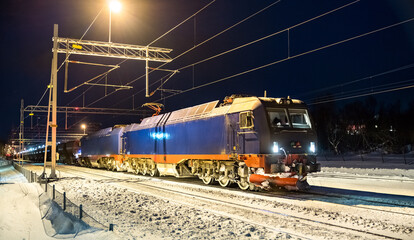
[310, 142, 316, 153]
[273, 142, 279, 153]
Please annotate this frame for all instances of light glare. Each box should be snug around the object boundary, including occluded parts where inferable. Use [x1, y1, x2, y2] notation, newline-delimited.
[273, 142, 279, 153]
[110, 1, 122, 13]
[310, 142, 316, 153]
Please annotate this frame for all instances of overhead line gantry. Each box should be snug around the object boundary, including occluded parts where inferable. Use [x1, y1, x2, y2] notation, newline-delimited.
[43, 24, 174, 179]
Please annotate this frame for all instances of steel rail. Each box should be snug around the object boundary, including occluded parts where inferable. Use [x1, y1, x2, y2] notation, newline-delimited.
[53, 165, 405, 240]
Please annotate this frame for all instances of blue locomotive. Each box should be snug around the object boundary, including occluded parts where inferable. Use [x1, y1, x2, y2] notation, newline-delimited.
[79, 95, 320, 190]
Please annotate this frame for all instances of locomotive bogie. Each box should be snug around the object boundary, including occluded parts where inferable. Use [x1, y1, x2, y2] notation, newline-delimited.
[124, 157, 158, 176]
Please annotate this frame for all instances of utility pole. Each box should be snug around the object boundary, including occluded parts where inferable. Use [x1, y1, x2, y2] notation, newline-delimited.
[145, 47, 149, 97]
[42, 23, 173, 178]
[49, 24, 58, 179]
[19, 99, 24, 165]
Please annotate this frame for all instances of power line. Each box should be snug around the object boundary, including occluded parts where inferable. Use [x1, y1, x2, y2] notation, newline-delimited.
[155, 16, 414, 102]
[297, 63, 414, 98]
[147, 0, 217, 46]
[90, 0, 284, 108]
[117, 0, 358, 107]
[308, 81, 414, 105]
[65, 59, 128, 107]
[57, 7, 104, 72]
[177, 0, 359, 71]
[30, 87, 50, 114]
[306, 78, 414, 103]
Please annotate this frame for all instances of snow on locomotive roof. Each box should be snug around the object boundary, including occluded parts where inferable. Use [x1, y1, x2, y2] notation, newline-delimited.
[84, 125, 125, 139]
[227, 97, 261, 114]
[259, 97, 304, 105]
[124, 96, 305, 132]
[84, 127, 113, 138]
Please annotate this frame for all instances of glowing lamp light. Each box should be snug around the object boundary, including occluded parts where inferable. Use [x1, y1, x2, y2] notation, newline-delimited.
[310, 142, 316, 153]
[81, 124, 87, 134]
[109, 1, 122, 13]
[151, 132, 170, 140]
[272, 142, 279, 153]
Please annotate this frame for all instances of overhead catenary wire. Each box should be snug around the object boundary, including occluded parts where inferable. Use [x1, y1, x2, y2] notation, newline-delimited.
[65, 59, 128, 107]
[154, 16, 414, 102]
[121, 0, 356, 96]
[59, 7, 128, 107]
[103, 0, 358, 109]
[307, 82, 414, 105]
[177, 0, 359, 71]
[147, 0, 217, 46]
[29, 87, 50, 114]
[297, 63, 414, 98]
[88, 0, 284, 108]
[30, 6, 106, 110]
[57, 7, 105, 72]
[305, 77, 414, 103]
[27, 1, 213, 137]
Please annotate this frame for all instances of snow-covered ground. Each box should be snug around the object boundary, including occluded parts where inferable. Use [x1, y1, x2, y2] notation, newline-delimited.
[0, 161, 118, 240]
[2, 156, 414, 239]
[308, 154, 414, 196]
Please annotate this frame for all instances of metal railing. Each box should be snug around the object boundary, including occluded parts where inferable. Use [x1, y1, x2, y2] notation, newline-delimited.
[13, 162, 112, 231]
[0, 159, 13, 167]
[318, 151, 414, 165]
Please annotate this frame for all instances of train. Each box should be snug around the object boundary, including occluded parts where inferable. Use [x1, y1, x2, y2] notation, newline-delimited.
[23, 95, 321, 191]
[21, 140, 80, 165]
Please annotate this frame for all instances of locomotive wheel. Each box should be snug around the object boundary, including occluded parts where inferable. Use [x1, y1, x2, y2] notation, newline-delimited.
[106, 161, 113, 171]
[218, 176, 231, 187]
[149, 168, 159, 177]
[238, 180, 250, 190]
[141, 165, 148, 175]
[201, 175, 214, 185]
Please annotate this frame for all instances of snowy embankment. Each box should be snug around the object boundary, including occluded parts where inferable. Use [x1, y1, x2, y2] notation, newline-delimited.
[316, 152, 414, 178]
[0, 161, 117, 240]
[3, 156, 414, 240]
[309, 154, 414, 196]
[24, 163, 414, 240]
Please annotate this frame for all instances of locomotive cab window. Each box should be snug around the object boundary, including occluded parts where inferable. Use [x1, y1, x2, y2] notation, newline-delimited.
[268, 108, 289, 128]
[240, 111, 254, 129]
[288, 109, 312, 129]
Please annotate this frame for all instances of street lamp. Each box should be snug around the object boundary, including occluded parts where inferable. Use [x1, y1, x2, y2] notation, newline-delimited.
[81, 124, 86, 135]
[109, 1, 122, 42]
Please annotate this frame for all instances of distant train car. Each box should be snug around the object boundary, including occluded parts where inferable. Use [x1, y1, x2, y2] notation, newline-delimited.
[57, 140, 80, 165]
[23, 145, 48, 162]
[22, 141, 79, 164]
[79, 125, 125, 169]
[80, 95, 319, 190]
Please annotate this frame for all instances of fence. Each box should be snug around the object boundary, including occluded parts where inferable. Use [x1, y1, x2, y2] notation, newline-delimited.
[318, 151, 414, 165]
[0, 159, 13, 167]
[13, 162, 112, 231]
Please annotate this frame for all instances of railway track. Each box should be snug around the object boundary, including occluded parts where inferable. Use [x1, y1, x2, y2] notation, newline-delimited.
[46, 164, 413, 239]
[56, 164, 414, 215]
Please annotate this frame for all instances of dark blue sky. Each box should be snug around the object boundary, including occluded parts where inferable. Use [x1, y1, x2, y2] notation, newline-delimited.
[1, 0, 413, 141]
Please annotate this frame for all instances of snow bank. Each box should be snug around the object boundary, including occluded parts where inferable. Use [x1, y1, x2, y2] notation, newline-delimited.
[39, 192, 101, 237]
[0, 163, 118, 240]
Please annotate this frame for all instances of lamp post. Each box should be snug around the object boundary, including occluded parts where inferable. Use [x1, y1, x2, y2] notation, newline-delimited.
[109, 1, 122, 42]
[81, 124, 86, 135]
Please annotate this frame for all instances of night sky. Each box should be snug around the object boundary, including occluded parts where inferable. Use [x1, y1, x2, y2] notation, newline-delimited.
[1, 0, 413, 141]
